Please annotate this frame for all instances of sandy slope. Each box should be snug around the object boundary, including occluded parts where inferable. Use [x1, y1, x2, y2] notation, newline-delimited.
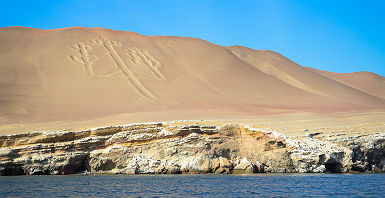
[0, 26, 384, 134]
[306, 67, 385, 100]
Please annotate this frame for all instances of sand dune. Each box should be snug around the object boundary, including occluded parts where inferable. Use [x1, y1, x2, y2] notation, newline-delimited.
[0, 26, 384, 133]
[306, 67, 385, 100]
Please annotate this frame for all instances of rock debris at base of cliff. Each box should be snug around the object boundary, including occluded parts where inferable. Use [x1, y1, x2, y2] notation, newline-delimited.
[0, 122, 384, 176]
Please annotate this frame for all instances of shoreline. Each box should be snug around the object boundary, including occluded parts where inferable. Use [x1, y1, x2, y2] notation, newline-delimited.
[1, 119, 385, 176]
[5, 172, 385, 177]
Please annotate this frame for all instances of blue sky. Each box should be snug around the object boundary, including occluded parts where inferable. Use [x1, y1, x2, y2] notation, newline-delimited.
[1, 0, 384, 76]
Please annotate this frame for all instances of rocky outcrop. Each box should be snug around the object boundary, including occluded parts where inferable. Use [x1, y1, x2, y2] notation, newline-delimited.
[0, 122, 384, 176]
[286, 131, 385, 173]
[232, 157, 256, 174]
[317, 133, 385, 173]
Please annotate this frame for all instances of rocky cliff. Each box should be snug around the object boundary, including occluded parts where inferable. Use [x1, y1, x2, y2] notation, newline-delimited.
[0, 122, 384, 176]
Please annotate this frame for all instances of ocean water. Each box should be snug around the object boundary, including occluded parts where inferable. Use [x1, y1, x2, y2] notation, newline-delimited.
[1, 174, 385, 197]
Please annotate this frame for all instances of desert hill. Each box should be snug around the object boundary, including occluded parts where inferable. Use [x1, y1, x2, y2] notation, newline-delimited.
[305, 67, 385, 100]
[0, 26, 384, 133]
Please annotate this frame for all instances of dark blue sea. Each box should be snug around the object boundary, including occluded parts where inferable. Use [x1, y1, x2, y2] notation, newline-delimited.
[1, 174, 385, 197]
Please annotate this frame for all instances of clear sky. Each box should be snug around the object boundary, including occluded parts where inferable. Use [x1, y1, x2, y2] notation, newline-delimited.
[1, 0, 384, 76]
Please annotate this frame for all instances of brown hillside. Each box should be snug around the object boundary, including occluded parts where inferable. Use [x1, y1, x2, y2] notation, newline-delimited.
[0, 26, 384, 133]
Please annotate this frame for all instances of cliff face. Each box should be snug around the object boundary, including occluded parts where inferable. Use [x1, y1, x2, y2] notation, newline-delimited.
[1, 122, 384, 176]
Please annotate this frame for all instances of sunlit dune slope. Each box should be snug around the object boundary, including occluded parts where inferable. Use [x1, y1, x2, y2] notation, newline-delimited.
[0, 26, 384, 128]
[306, 67, 385, 100]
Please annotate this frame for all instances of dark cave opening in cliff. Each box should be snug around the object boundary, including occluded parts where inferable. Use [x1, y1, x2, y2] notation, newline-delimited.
[324, 163, 342, 173]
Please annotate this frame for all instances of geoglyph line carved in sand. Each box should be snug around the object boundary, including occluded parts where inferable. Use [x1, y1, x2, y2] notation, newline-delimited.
[69, 42, 97, 76]
[90, 36, 156, 99]
[126, 48, 167, 80]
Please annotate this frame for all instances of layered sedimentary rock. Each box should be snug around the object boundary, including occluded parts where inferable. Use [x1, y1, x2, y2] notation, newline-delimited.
[0, 122, 384, 176]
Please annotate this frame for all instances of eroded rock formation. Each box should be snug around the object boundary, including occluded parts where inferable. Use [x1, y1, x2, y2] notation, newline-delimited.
[0, 123, 384, 176]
